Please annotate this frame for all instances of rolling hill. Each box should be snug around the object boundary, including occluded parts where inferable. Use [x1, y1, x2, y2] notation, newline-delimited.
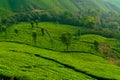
[1, 22, 120, 79]
[1, 0, 120, 80]
[1, 0, 120, 15]
[1, 41, 120, 80]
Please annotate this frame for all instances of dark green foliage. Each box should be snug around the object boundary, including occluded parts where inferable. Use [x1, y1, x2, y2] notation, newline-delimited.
[2, 25, 7, 33]
[60, 32, 72, 50]
[1, 18, 7, 25]
[1, 9, 120, 30]
[94, 41, 99, 51]
[41, 28, 45, 36]
[14, 28, 18, 34]
[78, 27, 120, 39]
[35, 20, 39, 27]
[1, 0, 120, 29]
[1, 25, 6, 32]
[30, 21, 34, 28]
[1, 25, 7, 39]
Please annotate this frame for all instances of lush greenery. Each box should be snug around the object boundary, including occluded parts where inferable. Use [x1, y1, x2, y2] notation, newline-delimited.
[1, 22, 120, 79]
[1, 0, 120, 29]
[0, 41, 120, 80]
[1, 0, 120, 13]
[1, 0, 120, 80]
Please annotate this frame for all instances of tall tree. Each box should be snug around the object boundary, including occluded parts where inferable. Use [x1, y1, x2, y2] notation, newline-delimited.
[60, 32, 72, 50]
[14, 28, 18, 34]
[94, 40, 99, 51]
[1, 25, 7, 40]
[30, 21, 34, 28]
[41, 28, 45, 36]
[35, 20, 39, 27]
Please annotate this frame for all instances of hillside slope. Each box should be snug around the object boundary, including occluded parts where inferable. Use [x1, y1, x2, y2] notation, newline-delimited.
[1, 22, 120, 79]
[0, 42, 120, 80]
[1, 0, 120, 15]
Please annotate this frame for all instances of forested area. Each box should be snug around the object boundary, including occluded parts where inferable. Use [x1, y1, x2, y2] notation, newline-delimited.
[0, 9, 120, 39]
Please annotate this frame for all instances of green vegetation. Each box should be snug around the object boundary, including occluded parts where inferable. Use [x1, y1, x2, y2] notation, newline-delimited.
[0, 42, 120, 80]
[60, 32, 73, 50]
[0, 42, 93, 80]
[0, 22, 120, 79]
[1, 0, 120, 79]
[1, 0, 120, 13]
[1, 0, 120, 29]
